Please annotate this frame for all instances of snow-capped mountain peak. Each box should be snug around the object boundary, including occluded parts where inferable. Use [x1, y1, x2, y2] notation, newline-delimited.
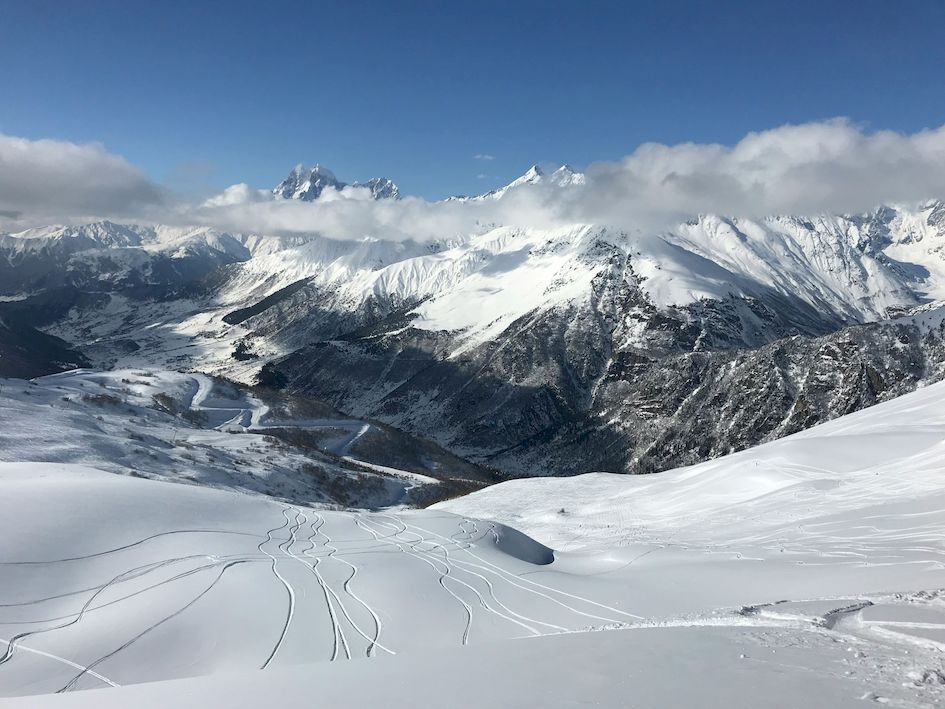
[272, 164, 400, 201]
[453, 164, 587, 201]
[355, 176, 401, 200]
[272, 163, 344, 201]
[550, 164, 586, 186]
[518, 164, 544, 182]
[507, 163, 586, 189]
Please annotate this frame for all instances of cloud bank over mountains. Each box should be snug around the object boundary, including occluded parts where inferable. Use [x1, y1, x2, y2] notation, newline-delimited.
[3, 118, 945, 240]
[0, 134, 166, 224]
[584, 119, 945, 223]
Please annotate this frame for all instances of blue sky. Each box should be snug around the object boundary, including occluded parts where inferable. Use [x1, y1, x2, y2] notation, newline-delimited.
[2, 0, 944, 200]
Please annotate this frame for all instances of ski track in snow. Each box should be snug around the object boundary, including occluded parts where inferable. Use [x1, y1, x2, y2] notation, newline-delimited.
[0, 640, 118, 690]
[5, 371, 945, 706]
[359, 515, 543, 637]
[257, 508, 297, 670]
[287, 510, 352, 661]
[2, 374, 945, 704]
[56, 560, 250, 693]
[372, 516, 556, 635]
[302, 511, 395, 657]
[1, 498, 660, 696]
[408, 519, 645, 623]
[353, 514, 475, 646]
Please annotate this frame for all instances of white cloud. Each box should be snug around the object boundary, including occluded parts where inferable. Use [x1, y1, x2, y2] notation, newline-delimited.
[201, 183, 267, 207]
[474, 153, 495, 161]
[0, 134, 164, 228]
[3, 119, 945, 240]
[582, 119, 945, 222]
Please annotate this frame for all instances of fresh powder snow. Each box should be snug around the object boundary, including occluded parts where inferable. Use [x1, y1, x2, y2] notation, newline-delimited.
[0, 376, 943, 706]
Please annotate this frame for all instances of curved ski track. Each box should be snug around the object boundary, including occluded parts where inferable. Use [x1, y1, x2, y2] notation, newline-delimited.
[0, 506, 641, 695]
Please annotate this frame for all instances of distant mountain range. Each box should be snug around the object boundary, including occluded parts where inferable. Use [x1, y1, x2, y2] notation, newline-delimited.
[2, 163, 945, 477]
[270, 162, 586, 203]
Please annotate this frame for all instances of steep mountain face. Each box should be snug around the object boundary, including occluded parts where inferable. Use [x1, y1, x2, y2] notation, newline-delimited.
[560, 313, 945, 475]
[4, 178, 945, 477]
[272, 164, 401, 201]
[250, 204, 945, 475]
[262, 267, 945, 476]
[360, 176, 401, 200]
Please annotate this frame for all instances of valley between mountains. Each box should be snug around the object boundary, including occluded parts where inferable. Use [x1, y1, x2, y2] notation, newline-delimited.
[4, 170, 945, 478]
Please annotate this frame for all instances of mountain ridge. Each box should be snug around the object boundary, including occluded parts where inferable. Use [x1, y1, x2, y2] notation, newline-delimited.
[272, 163, 402, 201]
[3, 197, 945, 477]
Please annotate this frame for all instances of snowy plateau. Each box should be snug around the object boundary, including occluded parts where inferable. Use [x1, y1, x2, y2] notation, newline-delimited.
[0, 166, 943, 707]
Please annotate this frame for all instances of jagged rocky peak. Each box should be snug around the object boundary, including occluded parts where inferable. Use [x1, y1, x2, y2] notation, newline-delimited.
[272, 164, 400, 201]
[355, 176, 401, 200]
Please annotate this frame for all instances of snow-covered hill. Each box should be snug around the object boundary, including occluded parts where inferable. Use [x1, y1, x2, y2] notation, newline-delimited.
[437, 370, 945, 553]
[2, 376, 944, 706]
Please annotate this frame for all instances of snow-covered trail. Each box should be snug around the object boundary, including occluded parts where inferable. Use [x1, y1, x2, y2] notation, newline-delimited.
[338, 423, 370, 456]
[28, 367, 380, 452]
[186, 372, 374, 454]
[186, 373, 268, 431]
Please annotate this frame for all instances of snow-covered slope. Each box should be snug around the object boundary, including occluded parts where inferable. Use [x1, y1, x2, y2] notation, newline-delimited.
[438, 376, 945, 551]
[15, 622, 943, 708]
[0, 464, 638, 696]
[2, 377, 945, 705]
